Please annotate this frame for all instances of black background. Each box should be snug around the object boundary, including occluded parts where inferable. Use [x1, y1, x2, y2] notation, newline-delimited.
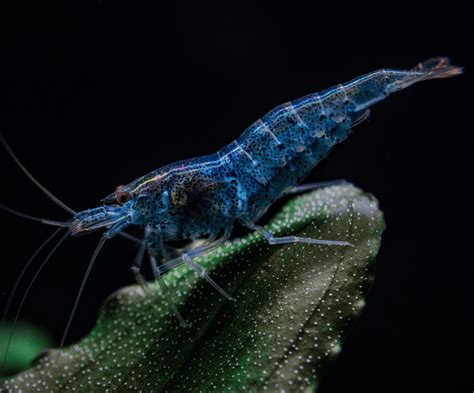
[0, 2, 472, 392]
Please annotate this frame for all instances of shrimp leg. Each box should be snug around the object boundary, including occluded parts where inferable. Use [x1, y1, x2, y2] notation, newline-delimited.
[156, 251, 234, 300]
[182, 254, 235, 301]
[156, 230, 234, 300]
[149, 254, 187, 325]
[131, 239, 149, 291]
[132, 227, 187, 323]
[155, 242, 213, 274]
[242, 220, 352, 247]
[130, 226, 156, 291]
[289, 179, 350, 195]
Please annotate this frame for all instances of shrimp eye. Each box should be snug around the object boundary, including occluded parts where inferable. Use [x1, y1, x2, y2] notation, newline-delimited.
[170, 186, 187, 208]
[115, 191, 132, 204]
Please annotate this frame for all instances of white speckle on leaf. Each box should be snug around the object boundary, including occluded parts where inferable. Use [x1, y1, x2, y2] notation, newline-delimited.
[2, 184, 383, 392]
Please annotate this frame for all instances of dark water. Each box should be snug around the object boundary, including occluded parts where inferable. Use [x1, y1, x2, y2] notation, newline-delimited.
[0, 3, 471, 392]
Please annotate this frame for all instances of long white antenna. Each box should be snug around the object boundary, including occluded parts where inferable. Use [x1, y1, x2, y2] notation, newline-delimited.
[0, 133, 76, 215]
[60, 235, 108, 349]
[0, 203, 70, 227]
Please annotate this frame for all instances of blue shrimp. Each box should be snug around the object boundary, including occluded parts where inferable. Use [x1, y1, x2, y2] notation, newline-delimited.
[0, 57, 462, 346]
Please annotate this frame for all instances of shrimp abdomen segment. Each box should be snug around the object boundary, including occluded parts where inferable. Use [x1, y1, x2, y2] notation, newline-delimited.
[339, 57, 463, 110]
[227, 57, 462, 220]
[237, 57, 462, 167]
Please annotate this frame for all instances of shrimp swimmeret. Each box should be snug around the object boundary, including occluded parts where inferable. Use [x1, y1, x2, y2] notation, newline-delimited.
[0, 57, 463, 347]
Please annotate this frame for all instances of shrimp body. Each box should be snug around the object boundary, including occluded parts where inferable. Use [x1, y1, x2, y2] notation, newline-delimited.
[0, 56, 462, 355]
[93, 58, 461, 250]
[2, 58, 462, 318]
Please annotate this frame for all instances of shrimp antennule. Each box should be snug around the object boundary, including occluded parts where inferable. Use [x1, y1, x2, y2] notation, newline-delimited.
[0, 134, 76, 215]
[0, 203, 71, 227]
[0, 134, 141, 243]
[1, 228, 71, 372]
[59, 234, 108, 349]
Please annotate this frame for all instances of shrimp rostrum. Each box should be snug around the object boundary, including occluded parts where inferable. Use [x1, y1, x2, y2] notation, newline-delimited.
[1, 57, 462, 330]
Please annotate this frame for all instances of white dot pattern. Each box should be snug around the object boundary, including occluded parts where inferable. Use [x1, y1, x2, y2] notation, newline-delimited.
[2, 184, 384, 392]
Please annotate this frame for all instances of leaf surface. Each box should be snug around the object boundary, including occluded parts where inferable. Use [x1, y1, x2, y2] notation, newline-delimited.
[0, 323, 53, 378]
[2, 184, 384, 392]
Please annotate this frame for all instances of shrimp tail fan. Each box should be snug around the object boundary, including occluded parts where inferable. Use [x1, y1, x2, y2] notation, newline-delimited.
[386, 57, 463, 93]
[411, 57, 463, 81]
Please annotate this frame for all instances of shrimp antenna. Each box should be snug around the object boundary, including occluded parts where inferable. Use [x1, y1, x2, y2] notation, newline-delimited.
[0, 203, 70, 227]
[0, 133, 76, 215]
[1, 228, 70, 372]
[0, 134, 141, 244]
[59, 235, 108, 349]
[0, 203, 141, 243]
[0, 228, 63, 376]
[1, 227, 63, 325]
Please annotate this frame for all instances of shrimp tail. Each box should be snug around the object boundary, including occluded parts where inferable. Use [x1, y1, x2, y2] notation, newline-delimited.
[386, 57, 463, 93]
[411, 57, 464, 80]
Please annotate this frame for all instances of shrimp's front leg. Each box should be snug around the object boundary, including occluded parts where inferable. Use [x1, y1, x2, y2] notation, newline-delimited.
[156, 230, 235, 301]
[131, 240, 148, 290]
[130, 226, 153, 291]
[128, 227, 186, 323]
[148, 252, 187, 325]
[289, 179, 350, 195]
[241, 219, 352, 247]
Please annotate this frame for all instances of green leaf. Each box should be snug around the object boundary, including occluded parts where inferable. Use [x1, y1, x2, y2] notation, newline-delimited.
[0, 322, 54, 378]
[2, 184, 384, 392]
